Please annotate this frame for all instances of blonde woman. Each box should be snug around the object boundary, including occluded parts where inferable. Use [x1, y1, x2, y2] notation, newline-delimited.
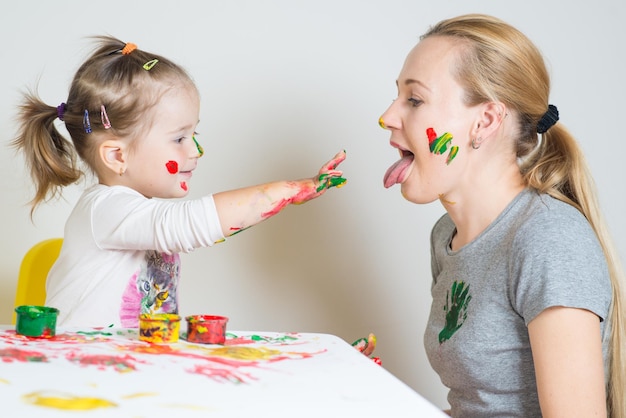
[379, 14, 625, 417]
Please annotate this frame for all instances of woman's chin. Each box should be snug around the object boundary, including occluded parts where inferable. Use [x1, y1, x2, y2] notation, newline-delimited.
[400, 184, 439, 205]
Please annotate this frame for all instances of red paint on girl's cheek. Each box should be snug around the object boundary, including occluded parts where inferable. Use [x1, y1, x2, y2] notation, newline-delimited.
[180, 182, 188, 191]
[166, 161, 178, 174]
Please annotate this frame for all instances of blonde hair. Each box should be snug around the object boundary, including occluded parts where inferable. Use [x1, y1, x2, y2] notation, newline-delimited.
[13, 36, 196, 215]
[424, 14, 625, 417]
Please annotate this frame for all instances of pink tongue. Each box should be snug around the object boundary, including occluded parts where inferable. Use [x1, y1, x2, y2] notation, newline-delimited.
[384, 155, 414, 188]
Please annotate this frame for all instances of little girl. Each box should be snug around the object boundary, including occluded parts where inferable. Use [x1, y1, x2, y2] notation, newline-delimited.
[13, 37, 347, 328]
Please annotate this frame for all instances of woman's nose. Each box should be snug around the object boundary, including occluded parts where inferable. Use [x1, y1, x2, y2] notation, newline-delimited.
[379, 103, 399, 131]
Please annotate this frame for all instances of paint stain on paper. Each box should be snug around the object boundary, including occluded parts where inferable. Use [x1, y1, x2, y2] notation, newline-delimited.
[0, 348, 48, 363]
[22, 391, 117, 411]
[66, 352, 145, 373]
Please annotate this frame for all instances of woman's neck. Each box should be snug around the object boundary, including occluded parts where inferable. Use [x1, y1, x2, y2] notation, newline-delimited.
[444, 175, 525, 251]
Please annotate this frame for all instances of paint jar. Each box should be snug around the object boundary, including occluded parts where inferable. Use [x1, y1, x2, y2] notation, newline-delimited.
[186, 315, 229, 344]
[138, 313, 181, 344]
[15, 305, 59, 338]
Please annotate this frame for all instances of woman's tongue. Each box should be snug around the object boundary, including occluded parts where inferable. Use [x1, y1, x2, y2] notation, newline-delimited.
[384, 154, 414, 188]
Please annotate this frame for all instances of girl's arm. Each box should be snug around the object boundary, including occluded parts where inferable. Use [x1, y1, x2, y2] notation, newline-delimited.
[528, 306, 607, 417]
[212, 150, 346, 237]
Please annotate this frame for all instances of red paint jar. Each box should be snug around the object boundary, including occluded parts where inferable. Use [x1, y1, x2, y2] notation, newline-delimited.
[186, 315, 228, 344]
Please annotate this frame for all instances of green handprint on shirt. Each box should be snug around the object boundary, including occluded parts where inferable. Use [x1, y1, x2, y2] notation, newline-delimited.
[439, 280, 472, 343]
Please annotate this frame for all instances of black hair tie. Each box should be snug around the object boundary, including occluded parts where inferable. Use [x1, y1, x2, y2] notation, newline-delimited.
[536, 104, 559, 134]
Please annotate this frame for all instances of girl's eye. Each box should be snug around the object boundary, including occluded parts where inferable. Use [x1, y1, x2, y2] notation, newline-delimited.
[176, 132, 198, 144]
[408, 98, 422, 107]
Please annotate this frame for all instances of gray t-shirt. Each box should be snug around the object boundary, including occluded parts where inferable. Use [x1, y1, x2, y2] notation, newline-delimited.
[424, 189, 611, 417]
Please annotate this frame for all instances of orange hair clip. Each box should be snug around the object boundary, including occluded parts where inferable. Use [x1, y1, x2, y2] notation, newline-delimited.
[122, 42, 137, 55]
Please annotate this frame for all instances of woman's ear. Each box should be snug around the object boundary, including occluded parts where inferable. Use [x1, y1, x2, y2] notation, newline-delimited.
[99, 139, 127, 175]
[471, 102, 507, 145]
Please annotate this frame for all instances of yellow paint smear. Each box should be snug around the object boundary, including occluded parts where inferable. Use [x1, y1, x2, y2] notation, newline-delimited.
[22, 391, 117, 410]
[122, 392, 158, 399]
[438, 194, 456, 205]
[208, 346, 281, 360]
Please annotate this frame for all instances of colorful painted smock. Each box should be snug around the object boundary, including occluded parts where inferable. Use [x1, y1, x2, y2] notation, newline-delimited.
[46, 184, 225, 328]
[424, 188, 611, 417]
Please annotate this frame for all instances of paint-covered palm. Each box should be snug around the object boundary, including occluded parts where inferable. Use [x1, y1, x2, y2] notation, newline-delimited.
[291, 150, 347, 204]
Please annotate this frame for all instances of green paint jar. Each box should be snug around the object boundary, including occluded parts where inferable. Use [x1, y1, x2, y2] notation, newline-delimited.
[15, 305, 59, 338]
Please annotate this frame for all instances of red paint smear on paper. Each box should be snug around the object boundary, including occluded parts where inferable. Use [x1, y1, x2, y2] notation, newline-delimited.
[166, 160, 178, 174]
[0, 330, 113, 346]
[225, 336, 257, 345]
[66, 352, 145, 373]
[189, 362, 259, 383]
[180, 181, 188, 191]
[0, 347, 48, 363]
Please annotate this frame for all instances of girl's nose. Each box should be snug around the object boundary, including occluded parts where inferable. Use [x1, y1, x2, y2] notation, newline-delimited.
[192, 135, 204, 158]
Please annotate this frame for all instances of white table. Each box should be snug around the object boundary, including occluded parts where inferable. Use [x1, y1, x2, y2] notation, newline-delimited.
[0, 326, 446, 417]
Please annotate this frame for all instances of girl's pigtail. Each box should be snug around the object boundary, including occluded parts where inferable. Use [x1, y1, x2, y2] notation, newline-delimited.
[13, 91, 82, 216]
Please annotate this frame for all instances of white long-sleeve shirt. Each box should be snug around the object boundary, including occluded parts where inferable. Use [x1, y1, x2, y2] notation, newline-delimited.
[46, 184, 225, 328]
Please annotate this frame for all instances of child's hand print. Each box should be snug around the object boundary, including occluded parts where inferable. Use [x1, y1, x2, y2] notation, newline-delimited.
[438, 280, 472, 343]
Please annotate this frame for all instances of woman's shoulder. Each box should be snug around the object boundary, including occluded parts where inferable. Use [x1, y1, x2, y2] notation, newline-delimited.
[518, 191, 593, 235]
[513, 191, 602, 257]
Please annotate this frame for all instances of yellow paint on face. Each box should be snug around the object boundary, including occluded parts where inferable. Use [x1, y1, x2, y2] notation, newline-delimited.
[438, 194, 456, 205]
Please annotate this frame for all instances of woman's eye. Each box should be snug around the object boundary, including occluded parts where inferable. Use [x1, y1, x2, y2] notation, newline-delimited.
[175, 137, 184, 144]
[408, 98, 422, 107]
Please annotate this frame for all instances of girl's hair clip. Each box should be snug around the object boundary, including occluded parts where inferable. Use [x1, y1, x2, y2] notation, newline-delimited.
[57, 102, 67, 121]
[83, 109, 92, 134]
[143, 59, 158, 70]
[100, 105, 111, 129]
[122, 42, 137, 55]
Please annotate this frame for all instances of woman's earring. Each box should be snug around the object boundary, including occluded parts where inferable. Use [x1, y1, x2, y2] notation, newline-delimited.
[119, 168, 125, 176]
[471, 137, 482, 150]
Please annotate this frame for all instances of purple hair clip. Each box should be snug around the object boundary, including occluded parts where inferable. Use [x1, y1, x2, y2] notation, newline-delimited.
[83, 109, 92, 134]
[57, 102, 67, 121]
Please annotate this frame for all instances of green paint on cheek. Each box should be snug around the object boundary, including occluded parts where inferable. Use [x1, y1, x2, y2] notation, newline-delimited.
[446, 146, 459, 165]
[430, 132, 453, 155]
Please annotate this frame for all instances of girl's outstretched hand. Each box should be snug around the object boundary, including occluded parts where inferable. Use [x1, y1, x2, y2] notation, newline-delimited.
[214, 150, 347, 237]
[291, 150, 347, 205]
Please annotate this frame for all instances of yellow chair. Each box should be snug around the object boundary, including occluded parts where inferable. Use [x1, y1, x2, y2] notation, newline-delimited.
[13, 238, 63, 324]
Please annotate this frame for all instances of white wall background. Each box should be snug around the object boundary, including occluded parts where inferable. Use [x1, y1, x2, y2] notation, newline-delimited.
[1, 0, 624, 410]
